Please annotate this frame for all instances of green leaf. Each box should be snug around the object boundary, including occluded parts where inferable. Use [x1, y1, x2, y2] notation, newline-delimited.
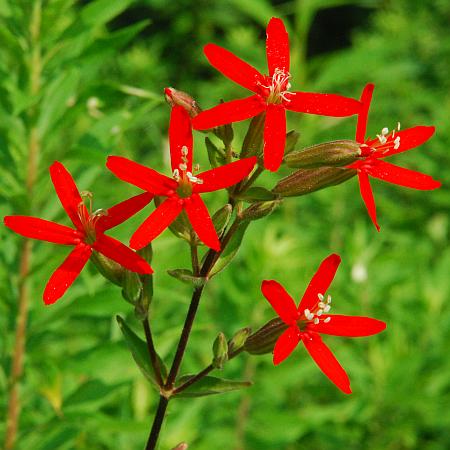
[116, 316, 167, 387]
[167, 269, 206, 287]
[80, 0, 135, 27]
[235, 186, 277, 202]
[37, 70, 80, 138]
[208, 221, 250, 277]
[205, 136, 226, 168]
[175, 375, 252, 398]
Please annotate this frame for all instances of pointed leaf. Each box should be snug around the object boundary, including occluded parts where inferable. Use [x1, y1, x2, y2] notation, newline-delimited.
[175, 375, 252, 398]
[167, 269, 206, 287]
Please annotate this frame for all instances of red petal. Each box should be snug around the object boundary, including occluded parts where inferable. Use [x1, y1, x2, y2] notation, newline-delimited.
[192, 96, 266, 130]
[308, 315, 386, 337]
[4, 216, 80, 245]
[263, 103, 286, 172]
[130, 197, 183, 250]
[273, 325, 301, 365]
[184, 194, 220, 251]
[49, 161, 84, 229]
[266, 17, 290, 76]
[107, 156, 176, 196]
[194, 157, 257, 193]
[204, 43, 265, 92]
[93, 235, 153, 274]
[96, 192, 154, 232]
[301, 332, 351, 394]
[284, 91, 361, 117]
[298, 254, 341, 314]
[43, 244, 92, 305]
[357, 170, 380, 231]
[169, 105, 193, 173]
[367, 160, 441, 190]
[380, 126, 435, 157]
[356, 83, 374, 143]
[261, 280, 299, 324]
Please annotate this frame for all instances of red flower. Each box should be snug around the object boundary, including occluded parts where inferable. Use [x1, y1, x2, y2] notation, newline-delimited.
[4, 162, 153, 305]
[261, 254, 386, 394]
[192, 17, 361, 172]
[348, 83, 441, 230]
[107, 106, 256, 251]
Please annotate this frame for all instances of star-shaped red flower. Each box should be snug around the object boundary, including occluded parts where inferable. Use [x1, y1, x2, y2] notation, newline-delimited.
[192, 17, 361, 172]
[4, 162, 153, 304]
[107, 106, 256, 251]
[261, 254, 386, 394]
[347, 83, 441, 230]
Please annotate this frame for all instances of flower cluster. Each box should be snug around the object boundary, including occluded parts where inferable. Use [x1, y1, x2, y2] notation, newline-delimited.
[3, 16, 440, 401]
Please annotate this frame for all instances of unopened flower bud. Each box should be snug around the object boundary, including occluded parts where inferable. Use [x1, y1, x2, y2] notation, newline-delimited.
[228, 327, 252, 354]
[212, 332, 228, 369]
[241, 112, 265, 158]
[240, 199, 281, 222]
[284, 140, 361, 169]
[164, 87, 201, 117]
[244, 318, 287, 355]
[122, 270, 143, 305]
[284, 130, 300, 155]
[212, 204, 232, 235]
[91, 251, 124, 286]
[273, 166, 356, 197]
[214, 121, 234, 147]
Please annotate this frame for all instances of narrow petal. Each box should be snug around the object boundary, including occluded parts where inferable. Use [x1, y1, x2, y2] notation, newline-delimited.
[4, 216, 80, 245]
[380, 126, 435, 157]
[358, 170, 379, 231]
[263, 103, 286, 172]
[184, 194, 220, 251]
[266, 17, 290, 75]
[308, 315, 386, 337]
[130, 197, 183, 250]
[93, 234, 153, 274]
[107, 156, 176, 196]
[96, 192, 154, 232]
[356, 83, 374, 143]
[192, 96, 266, 130]
[298, 254, 341, 314]
[261, 280, 299, 324]
[204, 43, 265, 92]
[43, 244, 92, 305]
[194, 157, 257, 193]
[367, 160, 441, 190]
[273, 325, 301, 365]
[49, 161, 84, 229]
[284, 91, 361, 117]
[301, 332, 351, 394]
[169, 105, 193, 173]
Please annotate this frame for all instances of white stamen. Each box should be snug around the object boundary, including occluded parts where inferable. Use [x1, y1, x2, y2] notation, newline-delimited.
[323, 305, 331, 313]
[314, 318, 320, 325]
[394, 136, 401, 150]
[193, 163, 200, 172]
[179, 163, 187, 171]
[377, 134, 387, 145]
[381, 127, 389, 136]
[304, 309, 314, 321]
[318, 293, 324, 301]
[324, 317, 331, 323]
[397, 122, 401, 131]
[173, 169, 180, 180]
[181, 146, 189, 156]
[318, 302, 326, 309]
[317, 309, 323, 316]
[327, 295, 332, 304]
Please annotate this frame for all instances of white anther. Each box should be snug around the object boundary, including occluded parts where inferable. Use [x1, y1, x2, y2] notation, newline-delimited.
[377, 134, 387, 144]
[317, 309, 323, 316]
[196, 178, 204, 184]
[193, 163, 200, 172]
[179, 163, 187, 171]
[397, 122, 401, 131]
[181, 146, 188, 156]
[314, 318, 320, 325]
[381, 127, 389, 136]
[394, 136, 401, 150]
[324, 317, 331, 323]
[173, 169, 180, 179]
[304, 309, 314, 321]
[318, 293, 324, 301]
[323, 305, 331, 313]
[327, 295, 332, 304]
[318, 302, 326, 309]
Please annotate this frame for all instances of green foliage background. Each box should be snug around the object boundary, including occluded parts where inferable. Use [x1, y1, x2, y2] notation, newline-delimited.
[0, 0, 449, 449]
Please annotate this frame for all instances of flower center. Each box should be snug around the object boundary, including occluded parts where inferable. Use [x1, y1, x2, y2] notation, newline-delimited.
[172, 145, 203, 198]
[361, 122, 401, 157]
[78, 191, 108, 244]
[300, 293, 332, 327]
[259, 68, 292, 104]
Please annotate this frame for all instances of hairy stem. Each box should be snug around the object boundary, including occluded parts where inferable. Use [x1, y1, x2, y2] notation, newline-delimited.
[4, 3, 42, 449]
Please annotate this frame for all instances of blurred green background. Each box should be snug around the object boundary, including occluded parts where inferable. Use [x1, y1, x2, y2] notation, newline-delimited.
[1, 0, 449, 449]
